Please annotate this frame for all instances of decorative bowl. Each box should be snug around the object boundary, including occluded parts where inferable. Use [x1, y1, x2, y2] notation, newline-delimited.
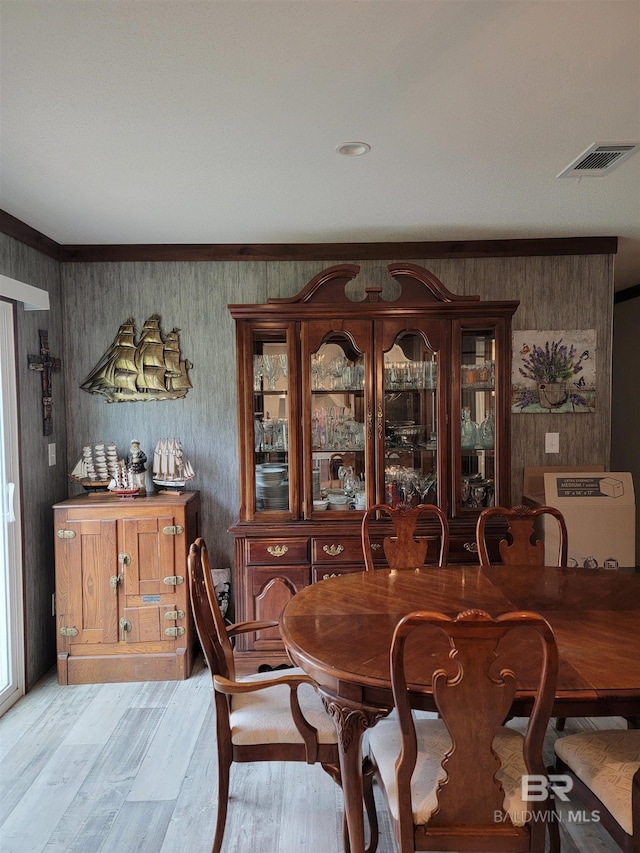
[313, 499, 329, 511]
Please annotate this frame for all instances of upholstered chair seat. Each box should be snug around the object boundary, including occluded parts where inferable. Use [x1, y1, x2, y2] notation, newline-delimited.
[555, 730, 640, 840]
[227, 668, 339, 746]
[369, 718, 534, 826]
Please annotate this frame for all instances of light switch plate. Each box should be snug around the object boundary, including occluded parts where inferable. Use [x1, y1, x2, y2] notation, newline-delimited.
[545, 432, 560, 453]
[48, 443, 56, 466]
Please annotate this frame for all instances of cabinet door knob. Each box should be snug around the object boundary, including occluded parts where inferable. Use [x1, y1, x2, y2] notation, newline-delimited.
[118, 552, 131, 566]
[267, 544, 289, 557]
[323, 544, 344, 557]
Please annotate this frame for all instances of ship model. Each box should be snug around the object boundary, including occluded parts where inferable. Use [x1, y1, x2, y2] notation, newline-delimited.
[152, 438, 195, 492]
[80, 315, 193, 403]
[108, 459, 140, 498]
[69, 442, 122, 491]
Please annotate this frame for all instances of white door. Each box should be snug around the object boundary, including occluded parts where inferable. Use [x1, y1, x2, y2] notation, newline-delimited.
[0, 300, 25, 715]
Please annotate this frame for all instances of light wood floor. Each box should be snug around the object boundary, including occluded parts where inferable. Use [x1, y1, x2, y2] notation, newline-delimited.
[0, 655, 626, 853]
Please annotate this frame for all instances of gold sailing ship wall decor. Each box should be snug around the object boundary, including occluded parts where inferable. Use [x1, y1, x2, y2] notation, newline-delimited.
[80, 315, 193, 402]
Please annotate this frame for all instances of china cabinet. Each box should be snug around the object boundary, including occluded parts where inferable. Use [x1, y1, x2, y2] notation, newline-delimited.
[228, 264, 518, 670]
[53, 491, 200, 684]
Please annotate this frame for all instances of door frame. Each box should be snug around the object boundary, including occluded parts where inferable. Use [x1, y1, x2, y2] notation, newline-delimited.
[0, 299, 25, 716]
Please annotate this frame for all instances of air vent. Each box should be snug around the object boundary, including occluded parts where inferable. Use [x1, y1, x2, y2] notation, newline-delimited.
[557, 142, 640, 178]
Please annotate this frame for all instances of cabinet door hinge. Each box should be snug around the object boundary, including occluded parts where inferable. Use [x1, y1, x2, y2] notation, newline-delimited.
[163, 575, 184, 586]
[165, 610, 185, 620]
[162, 525, 184, 536]
[165, 626, 185, 637]
[59, 626, 79, 637]
[57, 529, 76, 539]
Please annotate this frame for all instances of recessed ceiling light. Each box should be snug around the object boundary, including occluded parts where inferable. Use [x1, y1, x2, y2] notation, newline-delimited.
[336, 142, 371, 156]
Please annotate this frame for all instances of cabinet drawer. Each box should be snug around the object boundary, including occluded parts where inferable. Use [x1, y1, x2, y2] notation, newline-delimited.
[246, 538, 309, 565]
[312, 565, 364, 582]
[448, 534, 481, 564]
[312, 537, 363, 565]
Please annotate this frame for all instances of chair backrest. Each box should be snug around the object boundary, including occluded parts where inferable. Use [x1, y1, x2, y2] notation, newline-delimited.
[390, 608, 558, 847]
[476, 504, 568, 567]
[361, 503, 449, 570]
[188, 537, 236, 681]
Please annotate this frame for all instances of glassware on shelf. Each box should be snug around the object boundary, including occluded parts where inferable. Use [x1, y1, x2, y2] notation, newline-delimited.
[262, 354, 287, 390]
[253, 355, 263, 391]
[254, 417, 288, 452]
[384, 465, 437, 506]
[383, 359, 437, 390]
[460, 406, 478, 449]
[312, 406, 363, 451]
[461, 360, 495, 389]
[479, 409, 495, 449]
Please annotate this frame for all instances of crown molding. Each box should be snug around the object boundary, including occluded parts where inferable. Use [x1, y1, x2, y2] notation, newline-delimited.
[0, 209, 618, 264]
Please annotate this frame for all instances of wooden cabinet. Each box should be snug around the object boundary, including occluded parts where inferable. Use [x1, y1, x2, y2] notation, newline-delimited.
[53, 491, 200, 684]
[228, 264, 517, 669]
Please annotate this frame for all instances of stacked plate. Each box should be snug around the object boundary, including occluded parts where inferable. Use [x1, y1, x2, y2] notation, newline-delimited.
[256, 463, 289, 510]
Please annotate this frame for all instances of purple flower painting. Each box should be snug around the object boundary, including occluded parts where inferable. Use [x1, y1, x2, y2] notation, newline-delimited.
[511, 330, 596, 413]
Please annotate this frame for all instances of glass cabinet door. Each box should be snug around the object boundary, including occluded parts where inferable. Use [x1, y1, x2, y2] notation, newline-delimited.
[458, 327, 496, 513]
[308, 334, 367, 514]
[382, 331, 439, 507]
[252, 332, 291, 514]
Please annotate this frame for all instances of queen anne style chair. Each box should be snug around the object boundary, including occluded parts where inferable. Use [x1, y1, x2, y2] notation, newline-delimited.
[476, 505, 569, 731]
[188, 538, 376, 853]
[554, 730, 640, 852]
[361, 503, 449, 571]
[476, 504, 568, 568]
[363, 608, 560, 853]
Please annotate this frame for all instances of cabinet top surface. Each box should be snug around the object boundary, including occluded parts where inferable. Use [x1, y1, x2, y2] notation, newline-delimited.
[54, 490, 199, 509]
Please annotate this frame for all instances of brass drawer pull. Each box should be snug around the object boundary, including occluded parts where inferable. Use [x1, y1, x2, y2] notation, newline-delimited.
[323, 544, 344, 557]
[463, 542, 479, 553]
[371, 543, 382, 551]
[267, 545, 289, 557]
[322, 572, 342, 580]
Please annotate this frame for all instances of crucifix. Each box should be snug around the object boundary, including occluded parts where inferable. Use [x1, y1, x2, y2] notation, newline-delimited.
[28, 329, 61, 436]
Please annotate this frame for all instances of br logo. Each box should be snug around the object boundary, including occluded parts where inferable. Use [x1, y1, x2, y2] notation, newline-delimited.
[521, 774, 573, 802]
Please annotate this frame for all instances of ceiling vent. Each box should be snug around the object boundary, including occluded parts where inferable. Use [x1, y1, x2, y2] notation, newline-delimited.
[557, 142, 640, 178]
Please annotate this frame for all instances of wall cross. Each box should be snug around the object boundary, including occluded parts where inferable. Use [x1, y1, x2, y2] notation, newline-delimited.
[28, 329, 61, 436]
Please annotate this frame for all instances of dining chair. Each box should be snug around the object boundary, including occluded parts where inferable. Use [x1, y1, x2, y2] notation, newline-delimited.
[361, 503, 449, 571]
[476, 505, 569, 731]
[554, 730, 640, 852]
[188, 538, 376, 853]
[476, 504, 568, 568]
[363, 608, 560, 853]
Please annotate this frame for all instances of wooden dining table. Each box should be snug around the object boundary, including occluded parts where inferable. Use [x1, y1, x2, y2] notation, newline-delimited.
[280, 563, 640, 853]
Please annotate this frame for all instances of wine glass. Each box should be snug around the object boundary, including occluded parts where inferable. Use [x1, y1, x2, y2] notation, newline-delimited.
[262, 355, 283, 390]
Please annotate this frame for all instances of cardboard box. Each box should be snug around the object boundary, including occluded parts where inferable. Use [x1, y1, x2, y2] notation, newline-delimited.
[543, 471, 636, 568]
[523, 465, 604, 507]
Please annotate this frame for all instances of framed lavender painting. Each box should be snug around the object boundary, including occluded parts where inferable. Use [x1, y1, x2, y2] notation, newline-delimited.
[511, 330, 596, 413]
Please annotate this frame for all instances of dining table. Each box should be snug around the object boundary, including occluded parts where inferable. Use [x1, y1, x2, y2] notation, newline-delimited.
[280, 563, 640, 853]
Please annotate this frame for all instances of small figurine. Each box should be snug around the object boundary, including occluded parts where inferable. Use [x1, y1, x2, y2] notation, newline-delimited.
[126, 439, 147, 495]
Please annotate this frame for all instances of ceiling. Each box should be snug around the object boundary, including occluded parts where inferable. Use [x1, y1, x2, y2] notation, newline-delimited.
[1, 0, 639, 290]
